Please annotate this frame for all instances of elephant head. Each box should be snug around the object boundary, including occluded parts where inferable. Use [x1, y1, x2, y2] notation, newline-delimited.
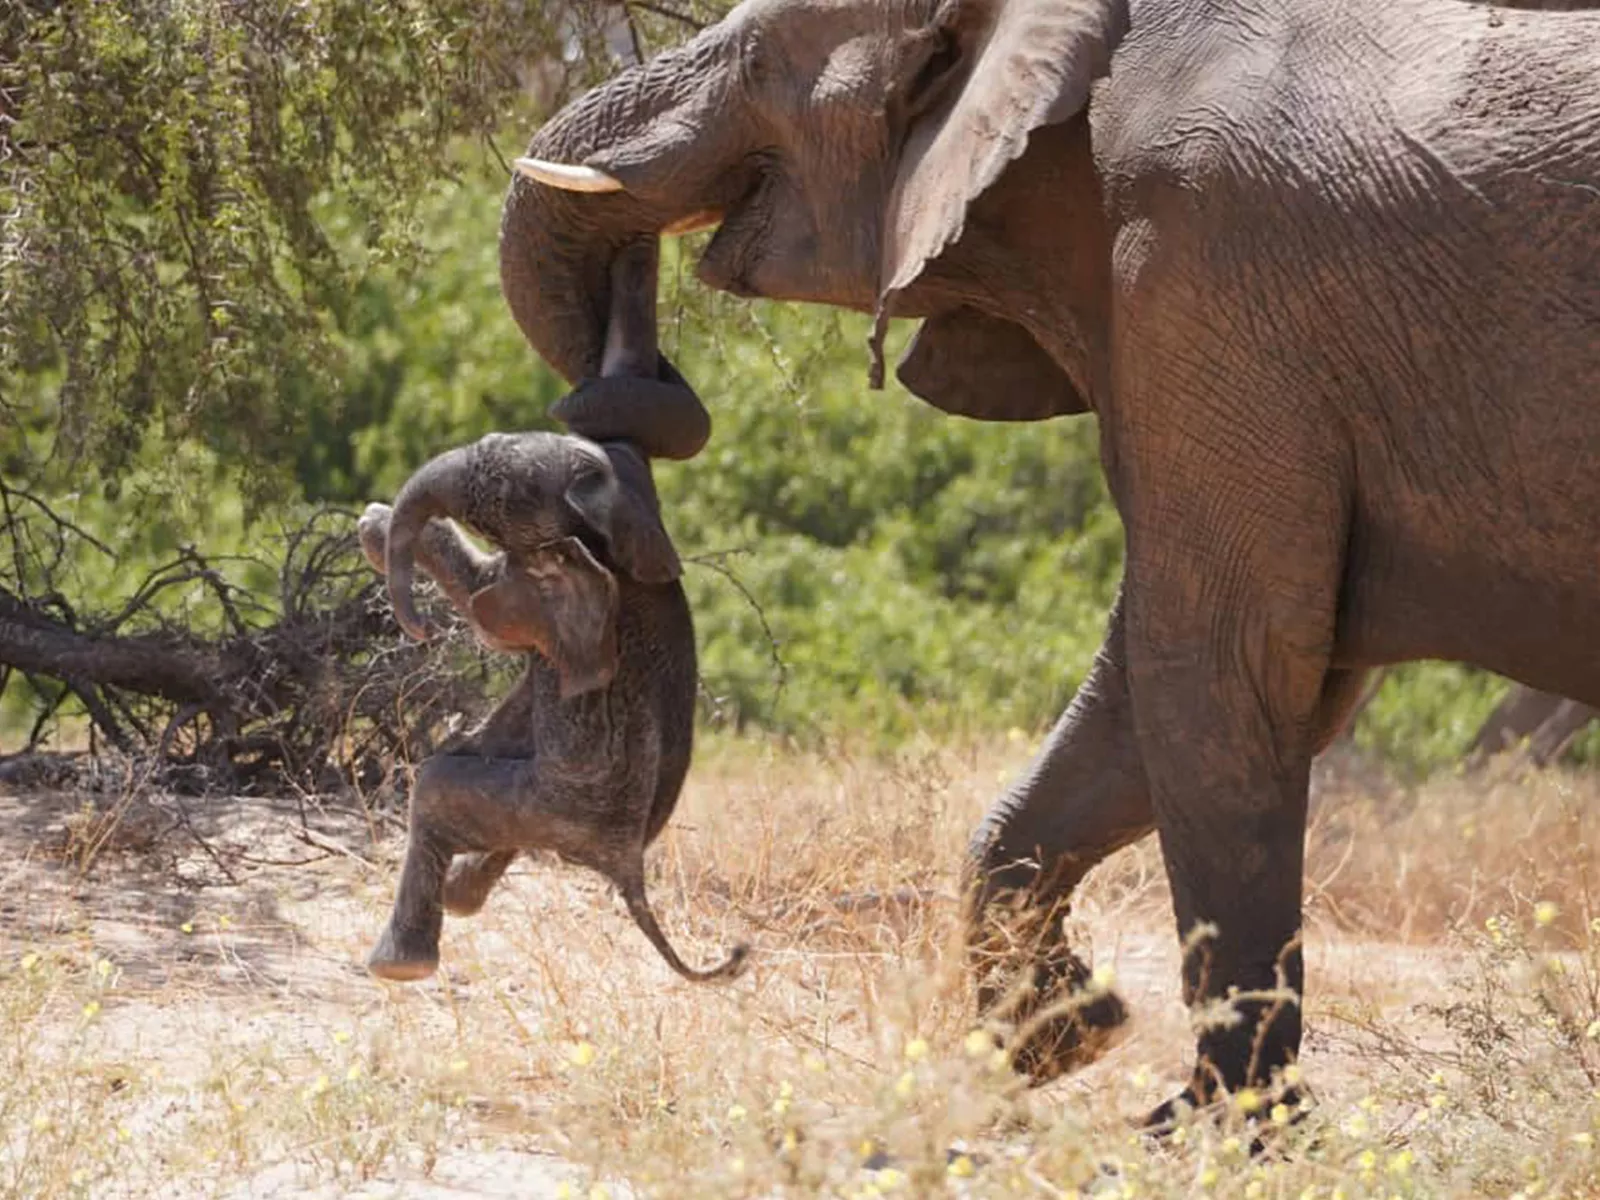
[501, 0, 1126, 420]
[383, 421, 690, 698]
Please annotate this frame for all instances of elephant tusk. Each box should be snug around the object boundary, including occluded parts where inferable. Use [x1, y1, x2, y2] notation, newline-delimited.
[513, 157, 626, 194]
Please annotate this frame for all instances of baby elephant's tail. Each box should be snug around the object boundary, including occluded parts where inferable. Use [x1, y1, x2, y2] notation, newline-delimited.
[618, 876, 750, 983]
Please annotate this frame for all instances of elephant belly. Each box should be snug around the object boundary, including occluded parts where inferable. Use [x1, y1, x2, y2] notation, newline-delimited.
[1334, 466, 1600, 707]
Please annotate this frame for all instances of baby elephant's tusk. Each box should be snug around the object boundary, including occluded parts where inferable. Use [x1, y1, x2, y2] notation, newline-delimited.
[513, 157, 626, 194]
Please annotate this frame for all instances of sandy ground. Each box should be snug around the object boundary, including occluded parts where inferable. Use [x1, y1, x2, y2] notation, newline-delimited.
[0, 752, 1564, 1198]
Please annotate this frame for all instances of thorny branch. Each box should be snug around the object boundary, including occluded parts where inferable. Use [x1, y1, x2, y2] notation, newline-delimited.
[0, 500, 505, 798]
[686, 547, 789, 718]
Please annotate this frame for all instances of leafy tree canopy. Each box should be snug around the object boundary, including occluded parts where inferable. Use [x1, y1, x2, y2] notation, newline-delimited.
[0, 0, 725, 505]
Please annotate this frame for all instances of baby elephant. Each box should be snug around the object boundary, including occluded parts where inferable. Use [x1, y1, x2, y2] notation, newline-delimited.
[358, 415, 747, 984]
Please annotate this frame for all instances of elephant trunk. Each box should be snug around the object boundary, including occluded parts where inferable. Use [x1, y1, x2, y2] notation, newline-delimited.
[386, 446, 476, 641]
[551, 239, 711, 460]
[499, 25, 741, 398]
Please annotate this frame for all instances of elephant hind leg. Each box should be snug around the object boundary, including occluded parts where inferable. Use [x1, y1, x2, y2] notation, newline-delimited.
[369, 821, 453, 981]
[368, 755, 547, 983]
[443, 850, 519, 916]
[965, 592, 1154, 1081]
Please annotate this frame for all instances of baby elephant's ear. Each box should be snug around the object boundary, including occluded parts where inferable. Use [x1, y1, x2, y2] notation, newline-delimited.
[472, 539, 621, 699]
[467, 576, 553, 656]
[563, 443, 682, 584]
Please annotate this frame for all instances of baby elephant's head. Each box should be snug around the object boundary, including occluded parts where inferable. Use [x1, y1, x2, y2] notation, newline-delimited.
[382, 411, 692, 698]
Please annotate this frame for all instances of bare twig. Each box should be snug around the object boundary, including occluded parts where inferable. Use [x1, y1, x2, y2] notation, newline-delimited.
[0, 478, 115, 559]
[687, 547, 788, 712]
[625, 1, 706, 31]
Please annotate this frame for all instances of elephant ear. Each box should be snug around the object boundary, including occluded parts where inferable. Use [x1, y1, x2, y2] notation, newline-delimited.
[876, 0, 1127, 337]
[564, 442, 682, 584]
[467, 575, 555, 656]
[470, 538, 621, 699]
[898, 307, 1088, 420]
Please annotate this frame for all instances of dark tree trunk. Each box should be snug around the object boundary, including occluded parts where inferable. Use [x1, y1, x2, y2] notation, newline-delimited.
[1466, 683, 1598, 769]
[0, 590, 225, 708]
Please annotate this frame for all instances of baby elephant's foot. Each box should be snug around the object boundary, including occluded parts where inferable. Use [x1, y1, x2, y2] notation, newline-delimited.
[442, 850, 517, 917]
[367, 920, 440, 982]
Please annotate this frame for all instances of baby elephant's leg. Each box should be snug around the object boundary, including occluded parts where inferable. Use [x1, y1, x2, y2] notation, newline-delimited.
[368, 755, 584, 981]
[367, 815, 453, 981]
[443, 850, 518, 916]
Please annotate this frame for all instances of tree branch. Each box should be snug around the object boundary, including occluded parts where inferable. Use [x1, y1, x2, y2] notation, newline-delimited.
[625, 1, 707, 32]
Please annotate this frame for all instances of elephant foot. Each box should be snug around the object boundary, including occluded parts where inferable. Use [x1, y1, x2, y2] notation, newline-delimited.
[442, 850, 516, 916]
[978, 942, 1129, 1084]
[1142, 1085, 1309, 1156]
[367, 920, 440, 982]
[1005, 978, 1128, 1083]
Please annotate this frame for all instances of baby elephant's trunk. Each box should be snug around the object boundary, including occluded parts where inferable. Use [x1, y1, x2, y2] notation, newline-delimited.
[616, 869, 749, 983]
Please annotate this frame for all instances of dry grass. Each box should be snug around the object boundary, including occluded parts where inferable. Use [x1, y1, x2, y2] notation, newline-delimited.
[5, 736, 1600, 1197]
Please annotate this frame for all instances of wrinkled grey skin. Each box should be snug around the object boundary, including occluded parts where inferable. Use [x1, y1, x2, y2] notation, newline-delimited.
[498, 0, 1600, 1111]
[360, 426, 747, 985]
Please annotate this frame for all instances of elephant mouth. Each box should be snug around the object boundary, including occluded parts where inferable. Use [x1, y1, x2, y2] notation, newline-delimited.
[515, 155, 791, 304]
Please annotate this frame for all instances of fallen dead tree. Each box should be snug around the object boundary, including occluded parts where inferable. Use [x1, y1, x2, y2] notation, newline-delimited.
[0, 498, 501, 796]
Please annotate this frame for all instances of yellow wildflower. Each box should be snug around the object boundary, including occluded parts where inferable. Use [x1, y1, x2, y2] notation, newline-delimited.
[568, 1041, 595, 1068]
[1535, 901, 1560, 927]
[948, 1155, 976, 1179]
[894, 1070, 915, 1099]
[1234, 1088, 1263, 1115]
[964, 1029, 992, 1058]
[903, 1037, 929, 1062]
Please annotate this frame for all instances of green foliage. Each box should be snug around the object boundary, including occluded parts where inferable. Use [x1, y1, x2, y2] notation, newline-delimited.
[1354, 664, 1511, 780]
[0, 0, 599, 503]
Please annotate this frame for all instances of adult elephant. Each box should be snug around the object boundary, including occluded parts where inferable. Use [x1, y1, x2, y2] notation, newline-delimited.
[495, 0, 1600, 1115]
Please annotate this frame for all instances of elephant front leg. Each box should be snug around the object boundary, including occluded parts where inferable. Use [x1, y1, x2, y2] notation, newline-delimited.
[966, 591, 1156, 1081]
[1122, 479, 1344, 1115]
